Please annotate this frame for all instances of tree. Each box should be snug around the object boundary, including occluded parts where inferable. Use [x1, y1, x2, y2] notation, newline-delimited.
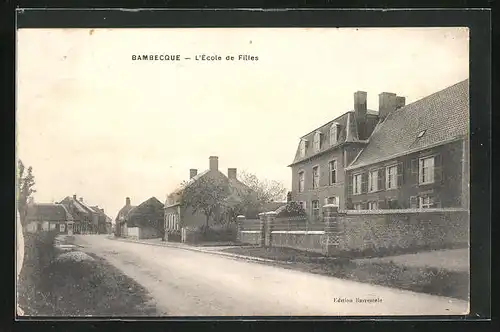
[17, 159, 36, 227]
[180, 176, 231, 230]
[236, 170, 287, 217]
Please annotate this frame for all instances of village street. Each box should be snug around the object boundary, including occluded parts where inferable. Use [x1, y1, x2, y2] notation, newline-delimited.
[74, 235, 468, 316]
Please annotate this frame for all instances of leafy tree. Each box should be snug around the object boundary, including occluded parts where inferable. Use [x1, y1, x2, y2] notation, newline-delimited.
[17, 159, 36, 227]
[180, 176, 231, 230]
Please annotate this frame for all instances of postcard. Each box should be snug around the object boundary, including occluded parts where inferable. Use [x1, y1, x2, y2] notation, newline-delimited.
[16, 23, 470, 317]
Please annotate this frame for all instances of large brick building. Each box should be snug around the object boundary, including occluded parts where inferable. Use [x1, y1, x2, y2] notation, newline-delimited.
[345, 79, 469, 210]
[288, 90, 404, 217]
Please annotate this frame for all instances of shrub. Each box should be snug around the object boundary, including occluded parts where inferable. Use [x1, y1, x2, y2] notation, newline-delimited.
[275, 201, 307, 218]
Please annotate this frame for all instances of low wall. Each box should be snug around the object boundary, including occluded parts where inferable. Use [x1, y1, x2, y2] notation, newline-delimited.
[335, 208, 469, 255]
[127, 227, 139, 239]
[271, 231, 325, 253]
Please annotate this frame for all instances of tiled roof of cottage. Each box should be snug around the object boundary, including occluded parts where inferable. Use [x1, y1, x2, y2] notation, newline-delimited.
[26, 203, 73, 222]
[115, 204, 136, 223]
[289, 110, 378, 166]
[348, 79, 469, 169]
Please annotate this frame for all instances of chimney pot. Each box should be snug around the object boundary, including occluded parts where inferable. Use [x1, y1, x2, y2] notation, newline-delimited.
[79, 197, 83, 202]
[228, 168, 237, 179]
[126, 197, 131, 206]
[396, 96, 406, 109]
[209, 156, 219, 171]
[73, 194, 77, 200]
[189, 169, 198, 179]
[354, 91, 367, 113]
[379, 92, 398, 120]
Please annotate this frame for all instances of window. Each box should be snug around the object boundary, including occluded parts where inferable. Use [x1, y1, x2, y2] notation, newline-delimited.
[368, 201, 378, 210]
[298, 171, 305, 192]
[59, 224, 66, 232]
[419, 195, 435, 209]
[299, 139, 307, 157]
[386, 165, 398, 189]
[313, 132, 321, 152]
[312, 166, 320, 189]
[326, 196, 338, 206]
[353, 173, 362, 195]
[312, 200, 320, 217]
[50, 223, 56, 230]
[330, 123, 339, 145]
[298, 201, 307, 211]
[368, 170, 379, 192]
[419, 156, 435, 184]
[353, 203, 363, 210]
[329, 160, 337, 185]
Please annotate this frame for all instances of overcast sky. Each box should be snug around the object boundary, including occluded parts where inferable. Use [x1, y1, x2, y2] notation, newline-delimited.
[16, 27, 469, 220]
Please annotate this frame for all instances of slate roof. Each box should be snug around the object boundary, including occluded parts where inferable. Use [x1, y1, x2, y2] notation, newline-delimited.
[289, 110, 378, 166]
[26, 203, 73, 222]
[347, 79, 469, 169]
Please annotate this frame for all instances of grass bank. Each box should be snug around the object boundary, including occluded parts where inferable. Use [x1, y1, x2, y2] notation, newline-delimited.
[221, 246, 469, 301]
[18, 233, 158, 316]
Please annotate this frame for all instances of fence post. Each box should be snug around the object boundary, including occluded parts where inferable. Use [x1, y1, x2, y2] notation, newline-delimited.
[258, 212, 266, 247]
[236, 215, 245, 242]
[265, 211, 277, 247]
[323, 204, 341, 256]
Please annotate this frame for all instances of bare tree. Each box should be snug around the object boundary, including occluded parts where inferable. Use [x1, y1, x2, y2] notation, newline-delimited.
[239, 170, 287, 204]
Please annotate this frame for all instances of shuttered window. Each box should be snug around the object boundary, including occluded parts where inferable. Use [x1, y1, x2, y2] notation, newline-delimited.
[312, 166, 320, 189]
[353, 173, 362, 195]
[368, 170, 378, 192]
[386, 165, 398, 189]
[298, 171, 305, 192]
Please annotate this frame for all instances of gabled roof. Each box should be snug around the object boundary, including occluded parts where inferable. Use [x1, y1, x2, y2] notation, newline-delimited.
[289, 110, 378, 166]
[115, 204, 136, 223]
[347, 79, 469, 169]
[26, 203, 73, 222]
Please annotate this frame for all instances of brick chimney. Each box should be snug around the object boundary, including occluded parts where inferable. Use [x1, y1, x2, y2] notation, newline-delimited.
[354, 91, 368, 139]
[379, 92, 398, 120]
[189, 169, 197, 179]
[209, 156, 219, 171]
[228, 168, 237, 179]
[73, 194, 77, 200]
[125, 197, 131, 206]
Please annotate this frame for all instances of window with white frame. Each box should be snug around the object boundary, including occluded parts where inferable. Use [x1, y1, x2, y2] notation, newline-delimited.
[353, 203, 363, 210]
[329, 160, 337, 185]
[386, 165, 398, 189]
[330, 123, 339, 145]
[419, 195, 435, 209]
[313, 132, 321, 152]
[368, 201, 378, 210]
[353, 173, 362, 195]
[312, 200, 320, 217]
[298, 171, 305, 192]
[312, 166, 320, 189]
[299, 139, 306, 157]
[419, 156, 435, 184]
[368, 170, 378, 192]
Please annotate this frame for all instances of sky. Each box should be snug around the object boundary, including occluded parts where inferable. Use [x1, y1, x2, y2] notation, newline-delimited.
[16, 27, 469, 220]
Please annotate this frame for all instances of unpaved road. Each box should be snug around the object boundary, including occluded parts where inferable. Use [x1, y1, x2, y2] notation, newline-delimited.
[76, 235, 468, 316]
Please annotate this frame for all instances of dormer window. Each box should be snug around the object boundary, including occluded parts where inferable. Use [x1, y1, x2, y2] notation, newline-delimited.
[299, 139, 307, 157]
[330, 123, 339, 145]
[313, 132, 321, 152]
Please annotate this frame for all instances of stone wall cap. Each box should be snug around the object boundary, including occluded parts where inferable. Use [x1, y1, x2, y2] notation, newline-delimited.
[265, 211, 278, 216]
[323, 204, 339, 208]
[236, 215, 246, 218]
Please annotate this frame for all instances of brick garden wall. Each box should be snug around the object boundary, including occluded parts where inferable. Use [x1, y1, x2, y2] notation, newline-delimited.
[237, 207, 469, 257]
[334, 208, 469, 256]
